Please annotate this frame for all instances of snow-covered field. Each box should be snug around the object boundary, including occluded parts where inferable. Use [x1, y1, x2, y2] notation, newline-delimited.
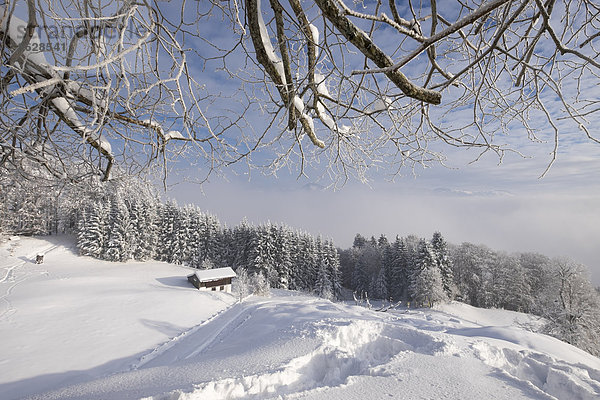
[1, 237, 600, 400]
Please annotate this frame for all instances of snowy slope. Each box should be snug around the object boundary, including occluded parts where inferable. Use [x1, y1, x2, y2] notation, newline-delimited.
[1, 237, 600, 400]
[0, 236, 236, 399]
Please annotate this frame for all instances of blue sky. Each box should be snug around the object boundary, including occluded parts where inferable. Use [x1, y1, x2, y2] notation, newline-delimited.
[159, 0, 600, 284]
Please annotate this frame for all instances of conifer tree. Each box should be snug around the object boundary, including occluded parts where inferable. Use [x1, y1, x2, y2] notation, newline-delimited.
[203, 214, 222, 265]
[173, 205, 193, 265]
[250, 224, 272, 282]
[127, 200, 142, 260]
[77, 201, 107, 258]
[431, 231, 455, 299]
[352, 256, 370, 297]
[157, 201, 178, 262]
[314, 260, 333, 300]
[381, 238, 394, 298]
[127, 195, 158, 262]
[297, 234, 317, 291]
[390, 237, 410, 301]
[232, 219, 253, 271]
[104, 195, 133, 262]
[352, 234, 367, 249]
[286, 230, 301, 290]
[273, 225, 292, 289]
[372, 267, 388, 300]
[325, 239, 343, 299]
[410, 239, 447, 307]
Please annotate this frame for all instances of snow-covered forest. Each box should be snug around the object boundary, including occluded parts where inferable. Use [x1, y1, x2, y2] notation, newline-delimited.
[340, 233, 600, 356]
[0, 175, 342, 299]
[2, 171, 600, 357]
[77, 194, 342, 300]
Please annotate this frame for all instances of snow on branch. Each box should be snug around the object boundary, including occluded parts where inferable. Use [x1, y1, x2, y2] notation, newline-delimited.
[1, 4, 115, 181]
[313, 0, 441, 105]
[9, 77, 61, 97]
[247, 0, 325, 148]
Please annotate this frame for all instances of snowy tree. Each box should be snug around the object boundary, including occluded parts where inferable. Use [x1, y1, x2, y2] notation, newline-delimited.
[491, 254, 532, 312]
[217, 227, 236, 269]
[285, 230, 302, 290]
[352, 234, 368, 249]
[234, 268, 251, 302]
[272, 225, 292, 289]
[540, 259, 600, 356]
[127, 200, 142, 260]
[201, 258, 215, 270]
[249, 224, 275, 284]
[325, 239, 343, 299]
[296, 234, 318, 291]
[410, 264, 447, 308]
[520, 252, 553, 315]
[104, 195, 133, 262]
[371, 268, 389, 300]
[173, 206, 193, 266]
[203, 214, 222, 266]
[450, 242, 495, 307]
[337, 247, 355, 290]
[77, 201, 108, 258]
[410, 240, 447, 307]
[381, 238, 394, 298]
[352, 256, 370, 297]
[157, 201, 178, 263]
[189, 209, 209, 269]
[251, 272, 271, 297]
[314, 261, 333, 300]
[134, 198, 159, 262]
[231, 219, 254, 271]
[431, 232, 455, 299]
[390, 237, 411, 302]
[0, 166, 71, 236]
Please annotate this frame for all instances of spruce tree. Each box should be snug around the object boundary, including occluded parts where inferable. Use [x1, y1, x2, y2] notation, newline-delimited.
[104, 195, 132, 262]
[372, 267, 388, 300]
[390, 237, 410, 301]
[273, 225, 292, 289]
[157, 201, 177, 262]
[431, 231, 455, 299]
[286, 230, 301, 290]
[409, 239, 447, 307]
[325, 239, 343, 299]
[314, 260, 333, 300]
[352, 256, 370, 297]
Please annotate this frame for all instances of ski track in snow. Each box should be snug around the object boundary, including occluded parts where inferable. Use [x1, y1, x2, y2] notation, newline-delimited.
[130, 302, 247, 370]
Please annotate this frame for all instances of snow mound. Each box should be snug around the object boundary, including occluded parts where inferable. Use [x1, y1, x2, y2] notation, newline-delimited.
[473, 341, 600, 400]
[436, 301, 544, 329]
[145, 319, 405, 400]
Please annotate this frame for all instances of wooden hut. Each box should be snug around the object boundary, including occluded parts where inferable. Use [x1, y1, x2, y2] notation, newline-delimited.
[187, 267, 236, 293]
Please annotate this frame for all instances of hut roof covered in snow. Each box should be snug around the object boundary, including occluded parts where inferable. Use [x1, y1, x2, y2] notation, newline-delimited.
[188, 267, 236, 282]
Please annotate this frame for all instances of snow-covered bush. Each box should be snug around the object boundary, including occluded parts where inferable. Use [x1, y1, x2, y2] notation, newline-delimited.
[233, 268, 251, 302]
[251, 272, 271, 297]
